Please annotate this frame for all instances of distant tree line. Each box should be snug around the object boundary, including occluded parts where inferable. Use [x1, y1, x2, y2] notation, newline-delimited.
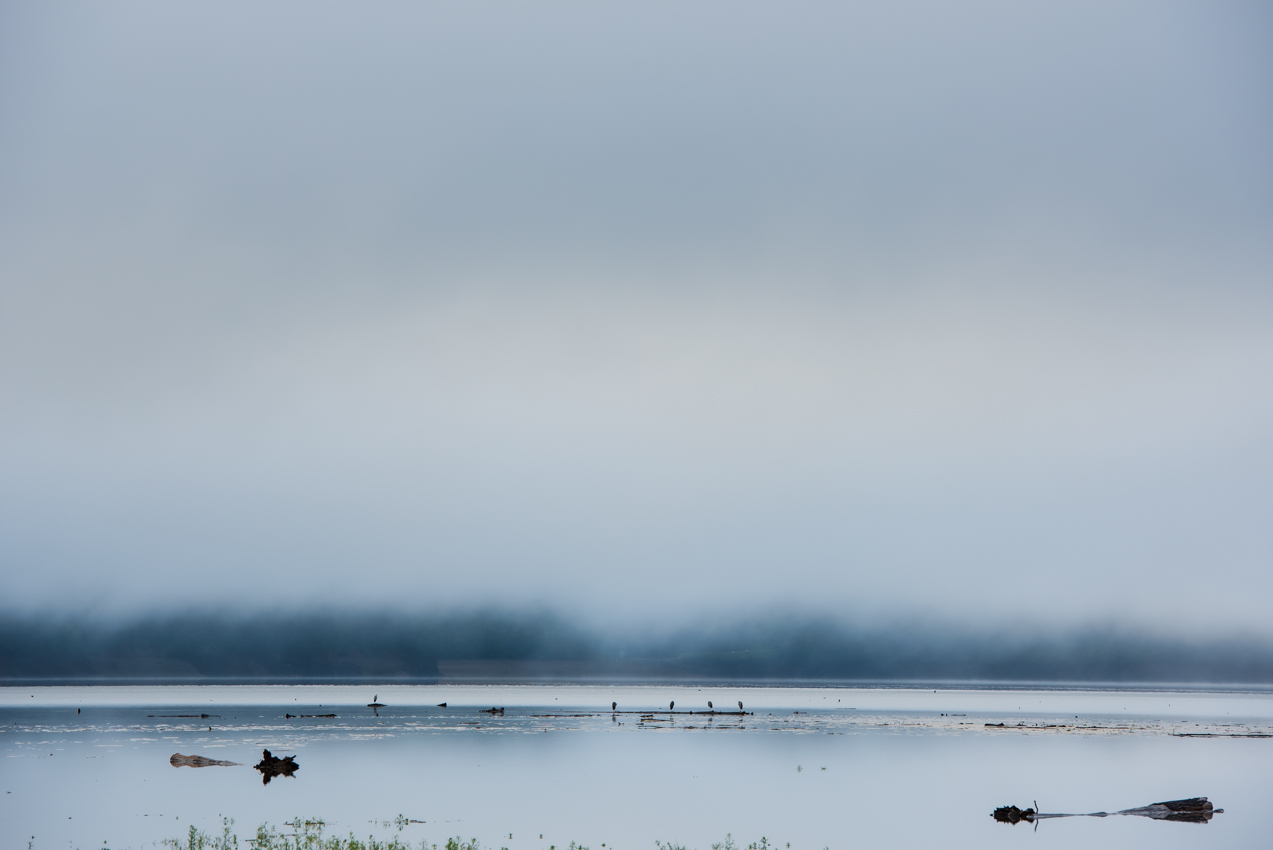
[2, 610, 1272, 684]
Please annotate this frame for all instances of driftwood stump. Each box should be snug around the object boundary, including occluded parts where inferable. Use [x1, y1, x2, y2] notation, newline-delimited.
[253, 749, 299, 784]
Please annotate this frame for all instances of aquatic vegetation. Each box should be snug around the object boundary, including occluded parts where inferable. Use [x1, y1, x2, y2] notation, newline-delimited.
[161, 817, 240, 850]
[162, 822, 778, 850]
[660, 833, 774, 850]
[160, 817, 432, 850]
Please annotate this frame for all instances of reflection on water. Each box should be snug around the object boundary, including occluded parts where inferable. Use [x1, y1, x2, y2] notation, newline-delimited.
[994, 797, 1222, 826]
[253, 749, 299, 785]
[170, 753, 238, 768]
[1, 684, 1270, 849]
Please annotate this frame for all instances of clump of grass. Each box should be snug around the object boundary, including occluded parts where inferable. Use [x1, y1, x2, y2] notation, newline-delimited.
[164, 822, 782, 850]
[162, 817, 239, 850]
[662, 834, 773, 850]
[162, 819, 473, 850]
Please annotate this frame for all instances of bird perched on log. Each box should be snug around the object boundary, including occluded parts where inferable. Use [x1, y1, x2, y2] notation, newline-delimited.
[738, 701, 744, 711]
[670, 701, 675, 711]
[612, 702, 617, 711]
[708, 701, 713, 709]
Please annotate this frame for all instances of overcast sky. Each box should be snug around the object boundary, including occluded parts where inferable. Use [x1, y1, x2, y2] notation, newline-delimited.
[1, 1, 1271, 632]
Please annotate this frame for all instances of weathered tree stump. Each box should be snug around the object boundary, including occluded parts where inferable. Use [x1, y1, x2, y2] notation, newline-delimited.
[253, 749, 299, 784]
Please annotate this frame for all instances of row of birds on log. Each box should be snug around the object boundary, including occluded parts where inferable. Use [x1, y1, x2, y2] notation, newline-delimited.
[614, 700, 743, 711]
[368, 696, 745, 712]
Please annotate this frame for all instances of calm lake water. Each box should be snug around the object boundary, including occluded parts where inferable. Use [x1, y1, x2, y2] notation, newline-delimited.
[2, 684, 1271, 849]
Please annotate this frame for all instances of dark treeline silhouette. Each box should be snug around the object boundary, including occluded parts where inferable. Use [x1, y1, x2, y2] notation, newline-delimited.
[2, 610, 1272, 684]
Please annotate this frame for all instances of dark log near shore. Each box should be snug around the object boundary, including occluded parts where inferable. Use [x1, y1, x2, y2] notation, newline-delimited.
[285, 713, 337, 718]
[254, 749, 299, 784]
[170, 753, 238, 768]
[994, 797, 1221, 825]
[480, 706, 505, 715]
[632, 710, 751, 716]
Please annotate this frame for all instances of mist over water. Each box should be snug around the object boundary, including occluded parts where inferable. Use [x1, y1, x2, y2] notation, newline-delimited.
[5, 610, 1273, 685]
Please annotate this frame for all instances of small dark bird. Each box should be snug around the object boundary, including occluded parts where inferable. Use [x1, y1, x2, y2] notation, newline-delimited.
[612, 702, 617, 711]
[670, 701, 675, 711]
[738, 701, 744, 711]
[708, 701, 713, 709]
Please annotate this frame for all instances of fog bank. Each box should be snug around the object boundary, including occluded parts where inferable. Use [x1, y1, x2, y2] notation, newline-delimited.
[4, 610, 1272, 685]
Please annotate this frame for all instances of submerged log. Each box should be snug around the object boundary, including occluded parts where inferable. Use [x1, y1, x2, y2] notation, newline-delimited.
[992, 805, 1035, 824]
[170, 753, 238, 768]
[994, 798, 1221, 825]
[253, 749, 299, 784]
[480, 706, 505, 715]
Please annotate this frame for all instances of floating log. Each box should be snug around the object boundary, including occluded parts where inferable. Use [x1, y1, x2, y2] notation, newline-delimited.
[285, 713, 337, 718]
[480, 707, 505, 715]
[253, 749, 299, 785]
[994, 798, 1221, 825]
[606, 710, 750, 716]
[170, 753, 238, 768]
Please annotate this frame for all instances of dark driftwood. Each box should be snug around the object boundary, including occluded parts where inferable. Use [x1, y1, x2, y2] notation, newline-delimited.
[994, 798, 1221, 825]
[285, 713, 337, 718]
[253, 749, 299, 784]
[170, 753, 237, 768]
[648, 710, 750, 716]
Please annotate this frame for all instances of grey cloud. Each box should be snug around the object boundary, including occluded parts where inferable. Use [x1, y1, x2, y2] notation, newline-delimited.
[1, 1, 1271, 633]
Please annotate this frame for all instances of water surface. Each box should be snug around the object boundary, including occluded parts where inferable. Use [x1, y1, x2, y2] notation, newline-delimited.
[2, 684, 1270, 849]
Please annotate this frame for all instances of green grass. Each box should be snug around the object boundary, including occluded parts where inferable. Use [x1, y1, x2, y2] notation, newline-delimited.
[159, 817, 459, 850]
[153, 820, 797, 850]
[158, 819, 580, 850]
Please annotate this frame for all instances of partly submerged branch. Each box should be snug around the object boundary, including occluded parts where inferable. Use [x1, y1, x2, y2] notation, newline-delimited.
[994, 797, 1221, 825]
[170, 753, 238, 768]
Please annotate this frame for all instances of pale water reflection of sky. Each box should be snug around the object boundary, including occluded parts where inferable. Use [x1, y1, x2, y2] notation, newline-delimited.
[2, 686, 1270, 849]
